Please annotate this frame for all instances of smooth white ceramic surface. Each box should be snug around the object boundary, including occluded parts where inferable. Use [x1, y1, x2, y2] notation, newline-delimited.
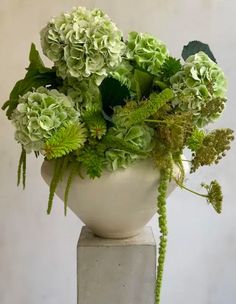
[41, 160, 187, 238]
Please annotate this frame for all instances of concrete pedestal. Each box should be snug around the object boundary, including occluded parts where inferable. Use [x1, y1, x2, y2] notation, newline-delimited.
[77, 226, 156, 304]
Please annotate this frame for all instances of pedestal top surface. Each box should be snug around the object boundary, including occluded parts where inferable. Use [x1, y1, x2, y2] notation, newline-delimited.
[78, 226, 156, 247]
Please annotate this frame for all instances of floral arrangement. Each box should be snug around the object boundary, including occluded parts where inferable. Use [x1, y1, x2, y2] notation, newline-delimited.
[2, 7, 234, 304]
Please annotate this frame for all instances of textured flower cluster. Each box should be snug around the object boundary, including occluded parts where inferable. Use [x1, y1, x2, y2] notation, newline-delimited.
[105, 125, 154, 170]
[126, 31, 169, 75]
[40, 7, 125, 85]
[170, 51, 227, 126]
[11, 87, 79, 152]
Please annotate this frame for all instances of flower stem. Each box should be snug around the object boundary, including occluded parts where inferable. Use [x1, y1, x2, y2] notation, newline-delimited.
[174, 178, 207, 198]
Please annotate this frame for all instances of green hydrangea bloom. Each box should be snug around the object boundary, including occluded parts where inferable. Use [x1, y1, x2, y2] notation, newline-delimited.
[126, 31, 169, 75]
[105, 125, 154, 171]
[11, 87, 79, 153]
[110, 59, 134, 89]
[170, 51, 227, 126]
[40, 7, 125, 85]
[63, 77, 101, 111]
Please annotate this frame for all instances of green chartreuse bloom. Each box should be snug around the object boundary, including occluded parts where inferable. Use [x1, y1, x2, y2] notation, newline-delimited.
[62, 77, 102, 112]
[126, 31, 169, 75]
[11, 87, 79, 153]
[105, 125, 154, 171]
[170, 51, 227, 126]
[40, 7, 125, 85]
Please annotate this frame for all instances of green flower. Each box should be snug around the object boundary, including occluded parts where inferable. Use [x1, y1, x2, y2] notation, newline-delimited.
[126, 31, 169, 75]
[170, 51, 227, 126]
[105, 125, 154, 170]
[40, 7, 125, 85]
[110, 59, 134, 89]
[11, 87, 79, 153]
[63, 77, 101, 111]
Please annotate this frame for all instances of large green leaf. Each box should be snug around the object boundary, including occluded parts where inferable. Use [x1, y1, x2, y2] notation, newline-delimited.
[2, 43, 62, 119]
[99, 77, 131, 116]
[182, 40, 217, 63]
[131, 69, 153, 100]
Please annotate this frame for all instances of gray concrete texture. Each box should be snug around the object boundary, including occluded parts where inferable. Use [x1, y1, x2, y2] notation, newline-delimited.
[77, 226, 156, 304]
[0, 1, 236, 304]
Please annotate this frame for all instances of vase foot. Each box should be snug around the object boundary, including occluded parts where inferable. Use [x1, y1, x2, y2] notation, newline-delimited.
[91, 229, 143, 240]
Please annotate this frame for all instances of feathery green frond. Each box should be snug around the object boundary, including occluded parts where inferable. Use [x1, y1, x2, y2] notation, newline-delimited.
[44, 122, 87, 160]
[201, 180, 223, 214]
[113, 88, 174, 128]
[77, 147, 106, 178]
[191, 128, 234, 172]
[82, 108, 107, 139]
[187, 128, 205, 151]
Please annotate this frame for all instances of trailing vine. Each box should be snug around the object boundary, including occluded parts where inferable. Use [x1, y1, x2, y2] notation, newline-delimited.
[155, 167, 171, 304]
[17, 146, 26, 189]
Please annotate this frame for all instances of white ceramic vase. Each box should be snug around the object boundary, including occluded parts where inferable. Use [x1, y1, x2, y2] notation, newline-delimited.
[41, 159, 188, 239]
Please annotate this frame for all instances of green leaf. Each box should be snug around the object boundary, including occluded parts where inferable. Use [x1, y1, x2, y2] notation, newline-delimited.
[131, 69, 153, 100]
[44, 123, 87, 160]
[159, 57, 182, 84]
[2, 43, 62, 119]
[182, 40, 217, 63]
[100, 77, 131, 116]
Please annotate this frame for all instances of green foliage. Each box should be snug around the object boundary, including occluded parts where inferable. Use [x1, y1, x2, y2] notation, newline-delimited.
[17, 147, 26, 189]
[182, 40, 216, 62]
[201, 180, 223, 214]
[187, 128, 205, 151]
[64, 164, 78, 216]
[77, 147, 106, 178]
[131, 69, 153, 99]
[2, 43, 61, 119]
[44, 123, 87, 160]
[47, 157, 68, 214]
[155, 167, 171, 304]
[82, 108, 107, 140]
[100, 77, 131, 116]
[191, 128, 234, 172]
[159, 56, 182, 84]
[113, 88, 174, 128]
[157, 112, 193, 153]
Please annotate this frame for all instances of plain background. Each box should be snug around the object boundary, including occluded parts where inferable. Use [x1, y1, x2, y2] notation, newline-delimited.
[0, 1, 235, 303]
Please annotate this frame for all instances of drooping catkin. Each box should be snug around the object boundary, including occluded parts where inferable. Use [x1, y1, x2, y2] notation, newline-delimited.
[155, 168, 170, 304]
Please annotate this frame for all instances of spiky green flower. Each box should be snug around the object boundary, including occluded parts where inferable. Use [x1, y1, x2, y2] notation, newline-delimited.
[126, 31, 169, 75]
[82, 107, 107, 140]
[105, 125, 154, 170]
[40, 7, 125, 85]
[11, 87, 79, 153]
[201, 180, 223, 214]
[171, 51, 227, 126]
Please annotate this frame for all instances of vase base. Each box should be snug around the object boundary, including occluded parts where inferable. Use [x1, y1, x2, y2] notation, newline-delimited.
[92, 229, 143, 240]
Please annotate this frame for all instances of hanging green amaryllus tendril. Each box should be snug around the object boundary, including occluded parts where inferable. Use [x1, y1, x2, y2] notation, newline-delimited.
[155, 167, 171, 304]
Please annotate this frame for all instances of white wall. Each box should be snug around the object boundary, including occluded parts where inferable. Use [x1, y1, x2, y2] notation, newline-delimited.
[0, 1, 235, 303]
